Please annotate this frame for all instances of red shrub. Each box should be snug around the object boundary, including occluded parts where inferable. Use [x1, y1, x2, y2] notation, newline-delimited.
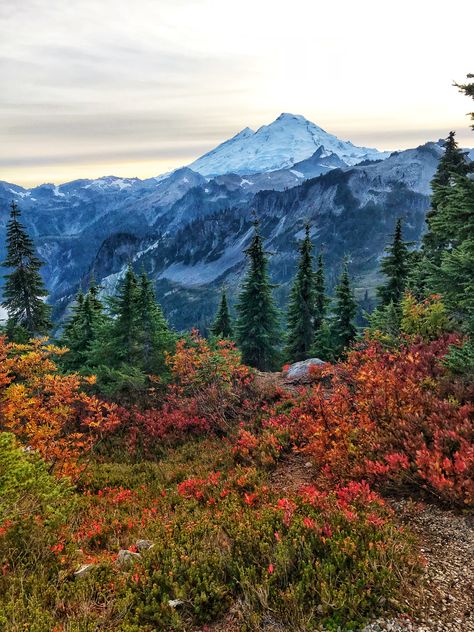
[242, 335, 473, 507]
[104, 333, 270, 456]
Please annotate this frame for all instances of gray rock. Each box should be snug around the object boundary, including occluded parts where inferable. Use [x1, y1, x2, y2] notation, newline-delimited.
[135, 539, 154, 551]
[286, 358, 326, 380]
[116, 549, 141, 567]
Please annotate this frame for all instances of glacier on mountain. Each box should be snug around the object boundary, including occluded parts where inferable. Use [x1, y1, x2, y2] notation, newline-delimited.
[189, 113, 390, 176]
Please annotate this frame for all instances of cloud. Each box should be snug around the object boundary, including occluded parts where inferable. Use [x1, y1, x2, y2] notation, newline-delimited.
[0, 143, 214, 168]
[1, 0, 473, 185]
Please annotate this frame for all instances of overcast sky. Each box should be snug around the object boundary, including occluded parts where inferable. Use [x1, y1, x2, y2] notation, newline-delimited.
[1, 0, 473, 187]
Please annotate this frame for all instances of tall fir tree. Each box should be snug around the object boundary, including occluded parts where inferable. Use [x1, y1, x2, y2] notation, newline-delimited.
[211, 289, 234, 339]
[376, 218, 410, 307]
[312, 319, 336, 362]
[108, 264, 141, 366]
[406, 250, 431, 301]
[331, 259, 357, 356]
[424, 132, 471, 264]
[136, 270, 174, 373]
[61, 279, 106, 370]
[86, 275, 103, 314]
[430, 175, 474, 331]
[432, 131, 470, 189]
[2, 201, 51, 338]
[285, 225, 316, 361]
[60, 288, 86, 369]
[82, 281, 105, 345]
[401, 77, 474, 369]
[428, 173, 474, 251]
[438, 73, 474, 372]
[236, 219, 280, 371]
[313, 254, 327, 333]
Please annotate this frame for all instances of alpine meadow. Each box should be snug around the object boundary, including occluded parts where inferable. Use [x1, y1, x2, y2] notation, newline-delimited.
[0, 2, 473, 631]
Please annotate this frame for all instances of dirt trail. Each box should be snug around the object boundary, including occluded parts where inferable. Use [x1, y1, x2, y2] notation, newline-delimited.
[387, 500, 474, 632]
[268, 451, 315, 494]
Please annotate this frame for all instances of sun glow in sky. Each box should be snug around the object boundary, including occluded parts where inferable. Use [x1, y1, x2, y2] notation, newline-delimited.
[1, 0, 473, 187]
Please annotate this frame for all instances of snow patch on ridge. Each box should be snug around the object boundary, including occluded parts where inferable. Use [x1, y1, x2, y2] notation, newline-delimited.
[290, 169, 304, 178]
[9, 189, 30, 198]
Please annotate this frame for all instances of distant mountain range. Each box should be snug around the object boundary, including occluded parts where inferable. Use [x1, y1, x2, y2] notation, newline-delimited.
[0, 114, 470, 330]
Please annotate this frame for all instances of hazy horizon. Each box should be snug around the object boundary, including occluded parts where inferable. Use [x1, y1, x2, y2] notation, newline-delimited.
[1, 0, 473, 187]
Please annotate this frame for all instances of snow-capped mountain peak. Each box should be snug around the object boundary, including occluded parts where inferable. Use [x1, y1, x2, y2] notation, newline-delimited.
[234, 126, 255, 139]
[189, 113, 390, 177]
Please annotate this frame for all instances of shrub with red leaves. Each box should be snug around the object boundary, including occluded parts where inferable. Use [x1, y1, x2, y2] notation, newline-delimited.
[103, 332, 269, 456]
[241, 335, 473, 507]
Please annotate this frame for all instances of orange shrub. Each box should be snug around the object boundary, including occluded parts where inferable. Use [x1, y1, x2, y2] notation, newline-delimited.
[166, 332, 255, 430]
[0, 337, 119, 479]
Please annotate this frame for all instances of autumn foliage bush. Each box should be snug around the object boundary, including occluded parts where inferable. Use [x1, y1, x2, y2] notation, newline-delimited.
[239, 334, 473, 506]
[0, 337, 119, 479]
[124, 475, 418, 631]
[0, 434, 421, 631]
[165, 332, 257, 428]
[106, 333, 266, 456]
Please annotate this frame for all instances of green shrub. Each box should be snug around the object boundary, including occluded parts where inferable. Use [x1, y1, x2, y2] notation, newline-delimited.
[0, 431, 72, 536]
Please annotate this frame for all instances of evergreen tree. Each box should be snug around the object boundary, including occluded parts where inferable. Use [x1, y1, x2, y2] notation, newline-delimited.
[82, 281, 105, 346]
[108, 264, 141, 366]
[432, 131, 470, 189]
[431, 75, 474, 333]
[331, 259, 357, 356]
[368, 300, 401, 341]
[2, 201, 51, 337]
[356, 288, 375, 327]
[61, 281, 106, 370]
[454, 73, 474, 130]
[312, 319, 336, 362]
[424, 132, 471, 263]
[438, 73, 474, 371]
[136, 270, 174, 373]
[406, 251, 431, 301]
[426, 174, 474, 331]
[285, 225, 315, 361]
[313, 254, 327, 333]
[377, 218, 410, 307]
[86, 275, 103, 314]
[211, 289, 234, 339]
[60, 288, 86, 369]
[236, 219, 280, 371]
[437, 238, 474, 332]
[429, 174, 474, 251]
